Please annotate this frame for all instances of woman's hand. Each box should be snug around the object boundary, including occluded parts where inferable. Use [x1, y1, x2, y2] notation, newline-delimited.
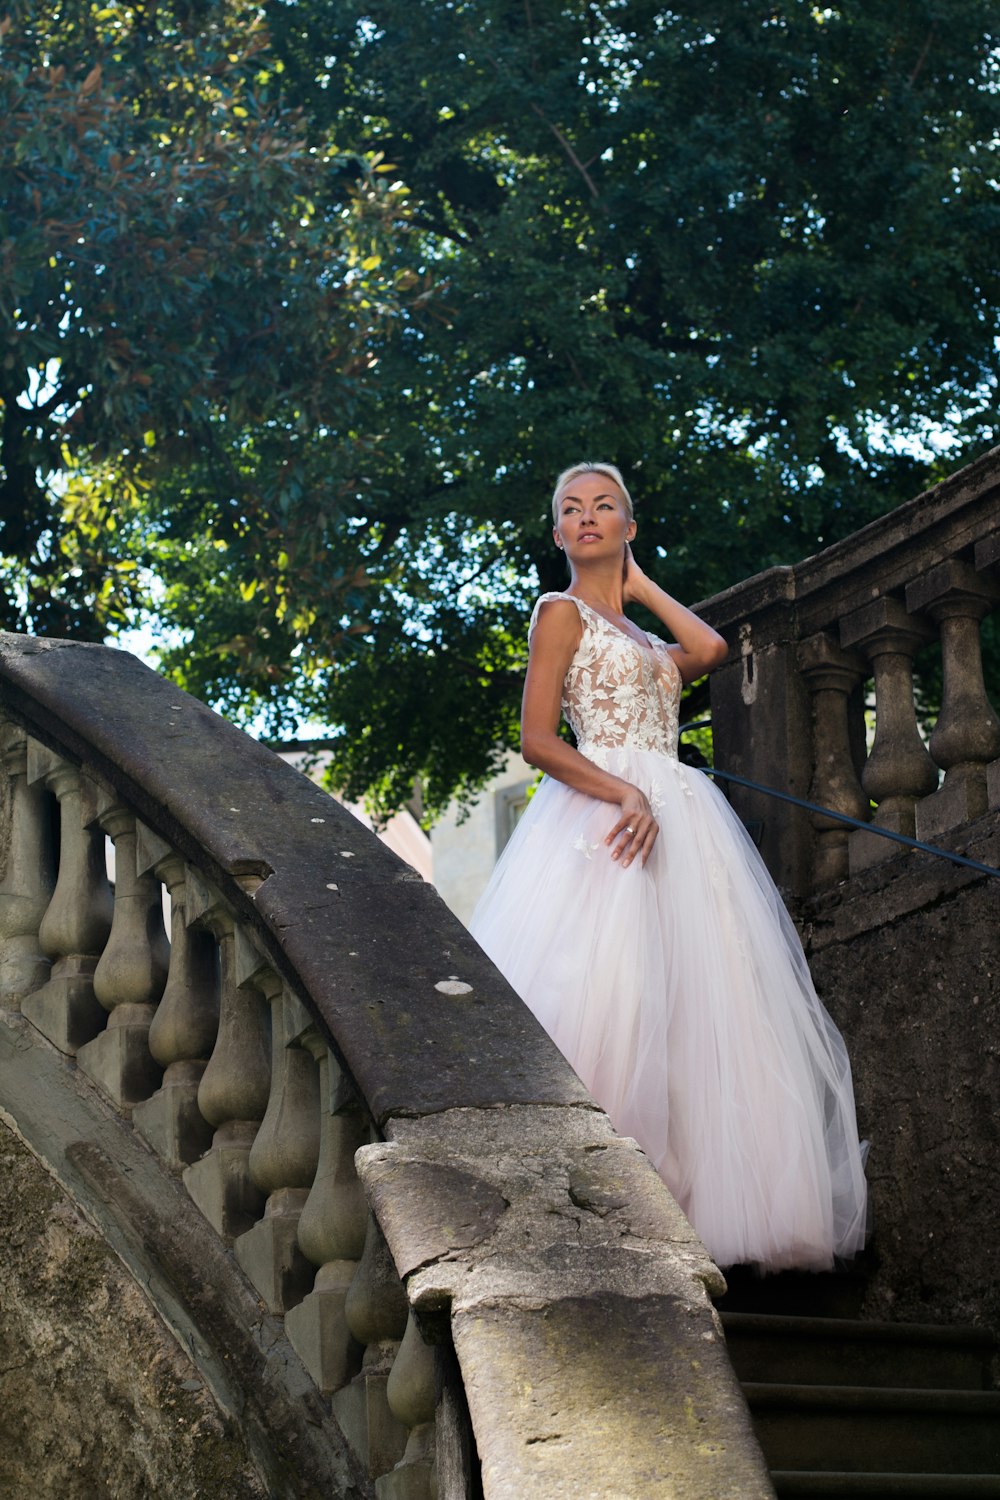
[606, 784, 659, 868]
[622, 542, 648, 607]
[622, 542, 728, 681]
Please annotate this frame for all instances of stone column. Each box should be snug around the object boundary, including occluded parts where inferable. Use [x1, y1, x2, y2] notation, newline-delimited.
[235, 979, 321, 1313]
[376, 1309, 438, 1500]
[977, 531, 1000, 814]
[22, 750, 113, 1053]
[0, 723, 56, 1006]
[840, 597, 937, 872]
[906, 559, 1000, 839]
[284, 1042, 369, 1395]
[798, 632, 869, 888]
[707, 609, 815, 896]
[132, 827, 219, 1169]
[182, 875, 270, 1241]
[332, 1212, 409, 1479]
[76, 800, 170, 1110]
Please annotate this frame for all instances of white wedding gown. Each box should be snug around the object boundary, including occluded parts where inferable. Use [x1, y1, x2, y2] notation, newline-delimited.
[470, 593, 868, 1272]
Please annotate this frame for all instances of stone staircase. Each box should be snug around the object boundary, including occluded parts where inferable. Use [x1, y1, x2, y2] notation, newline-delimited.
[719, 1303, 1000, 1499]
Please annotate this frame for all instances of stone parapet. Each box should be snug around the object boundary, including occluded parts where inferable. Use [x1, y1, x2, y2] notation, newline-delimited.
[697, 444, 1000, 894]
[0, 633, 773, 1499]
[360, 1108, 767, 1499]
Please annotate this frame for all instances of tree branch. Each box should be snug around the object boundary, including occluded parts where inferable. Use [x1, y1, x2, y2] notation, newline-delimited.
[908, 28, 935, 88]
[528, 102, 600, 202]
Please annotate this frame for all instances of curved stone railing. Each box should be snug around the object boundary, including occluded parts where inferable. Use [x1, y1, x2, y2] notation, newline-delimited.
[700, 444, 1000, 897]
[0, 634, 772, 1499]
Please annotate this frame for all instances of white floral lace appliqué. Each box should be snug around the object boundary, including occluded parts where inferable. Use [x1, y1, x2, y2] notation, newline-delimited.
[674, 764, 695, 798]
[573, 835, 601, 859]
[581, 744, 611, 771]
[547, 597, 682, 760]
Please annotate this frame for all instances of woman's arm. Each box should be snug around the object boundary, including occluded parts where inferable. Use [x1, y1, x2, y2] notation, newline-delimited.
[520, 598, 658, 866]
[624, 547, 728, 683]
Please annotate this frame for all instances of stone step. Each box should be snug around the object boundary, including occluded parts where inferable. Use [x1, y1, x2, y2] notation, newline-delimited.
[716, 1264, 872, 1321]
[722, 1311, 996, 1391]
[771, 1472, 1000, 1498]
[744, 1383, 1000, 1475]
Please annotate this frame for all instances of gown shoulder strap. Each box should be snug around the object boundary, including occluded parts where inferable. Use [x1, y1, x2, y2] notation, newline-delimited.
[528, 591, 589, 639]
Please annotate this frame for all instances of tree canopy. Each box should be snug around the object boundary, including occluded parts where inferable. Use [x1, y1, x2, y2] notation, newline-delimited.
[0, 0, 413, 640]
[2, 1, 998, 820]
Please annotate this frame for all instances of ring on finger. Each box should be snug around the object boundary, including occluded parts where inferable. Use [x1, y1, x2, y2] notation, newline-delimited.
[625, 825, 635, 835]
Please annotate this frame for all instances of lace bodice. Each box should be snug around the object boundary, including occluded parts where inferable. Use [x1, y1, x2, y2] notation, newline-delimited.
[530, 592, 681, 760]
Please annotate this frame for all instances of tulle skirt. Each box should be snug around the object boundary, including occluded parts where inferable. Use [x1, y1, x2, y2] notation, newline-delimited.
[470, 748, 868, 1272]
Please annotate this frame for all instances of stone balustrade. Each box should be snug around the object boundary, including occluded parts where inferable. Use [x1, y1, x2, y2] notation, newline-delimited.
[0, 635, 771, 1499]
[699, 444, 1000, 895]
[0, 721, 54, 1004]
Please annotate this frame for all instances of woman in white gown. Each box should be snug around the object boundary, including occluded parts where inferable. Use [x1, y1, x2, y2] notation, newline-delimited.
[470, 461, 868, 1272]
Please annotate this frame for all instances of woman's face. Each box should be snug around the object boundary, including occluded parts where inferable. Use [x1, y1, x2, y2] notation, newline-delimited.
[553, 472, 635, 560]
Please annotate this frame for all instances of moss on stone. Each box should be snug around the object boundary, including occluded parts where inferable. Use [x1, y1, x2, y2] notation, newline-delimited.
[0, 1120, 268, 1500]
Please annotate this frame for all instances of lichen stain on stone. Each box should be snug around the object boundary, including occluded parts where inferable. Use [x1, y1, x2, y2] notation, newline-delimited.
[0, 1121, 267, 1499]
[435, 978, 474, 996]
[460, 1292, 768, 1496]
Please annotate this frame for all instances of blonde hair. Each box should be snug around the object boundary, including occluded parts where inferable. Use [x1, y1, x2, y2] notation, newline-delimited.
[551, 461, 634, 524]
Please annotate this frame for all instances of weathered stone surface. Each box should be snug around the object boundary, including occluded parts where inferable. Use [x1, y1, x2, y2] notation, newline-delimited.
[453, 1293, 767, 1500]
[798, 815, 1000, 1331]
[333, 1366, 408, 1482]
[75, 1009, 163, 1109]
[697, 444, 1000, 895]
[0, 723, 55, 1006]
[708, 637, 815, 895]
[234, 1188, 316, 1313]
[365, 1120, 722, 1330]
[989, 756, 1000, 810]
[19, 953, 106, 1052]
[916, 770, 992, 840]
[0, 633, 590, 1125]
[700, 444, 1000, 645]
[359, 1157, 511, 1281]
[182, 1121, 267, 1241]
[133, 1062, 214, 1168]
[285, 1259, 362, 1396]
[0, 1003, 368, 1499]
[0, 1117, 267, 1500]
[800, 811, 1000, 950]
[354, 1112, 771, 1499]
[797, 632, 868, 886]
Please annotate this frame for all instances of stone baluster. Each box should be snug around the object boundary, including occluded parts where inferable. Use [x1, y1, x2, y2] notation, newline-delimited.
[376, 1308, 438, 1500]
[76, 797, 170, 1110]
[0, 723, 56, 1006]
[132, 826, 219, 1169]
[235, 977, 321, 1313]
[285, 1042, 369, 1395]
[182, 874, 271, 1241]
[332, 1210, 409, 1479]
[840, 597, 937, 872]
[976, 531, 1000, 814]
[798, 632, 869, 888]
[905, 559, 1000, 839]
[22, 748, 113, 1053]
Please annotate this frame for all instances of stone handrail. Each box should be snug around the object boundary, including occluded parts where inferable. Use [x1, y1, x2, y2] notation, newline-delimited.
[0, 634, 772, 1498]
[699, 444, 1000, 897]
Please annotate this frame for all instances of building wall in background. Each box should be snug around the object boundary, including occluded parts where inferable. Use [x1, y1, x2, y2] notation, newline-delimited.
[431, 751, 536, 926]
